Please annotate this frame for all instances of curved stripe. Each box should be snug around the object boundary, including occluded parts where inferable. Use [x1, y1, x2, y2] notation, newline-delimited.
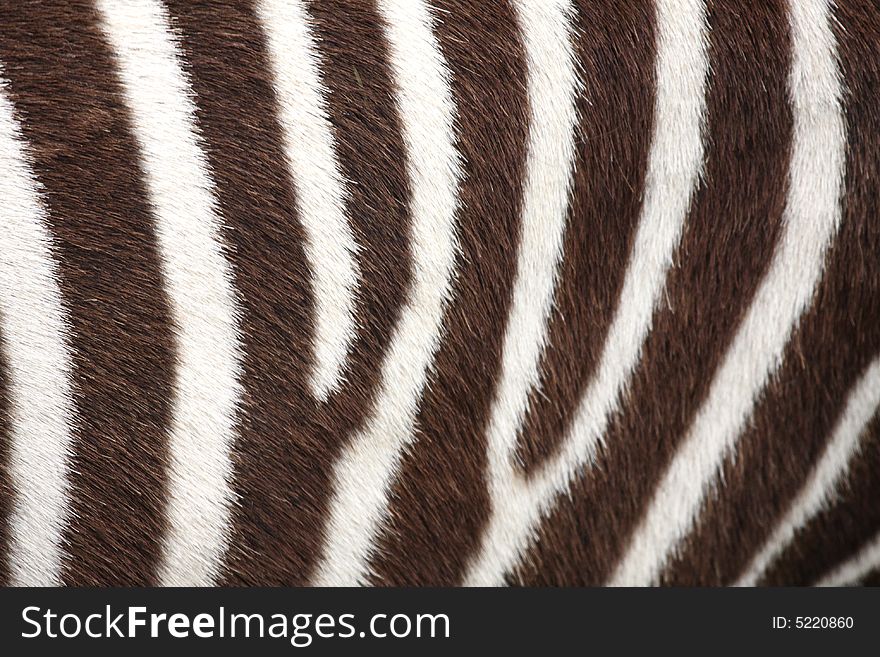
[816, 531, 880, 587]
[1, 3, 178, 585]
[610, 0, 846, 586]
[518, 0, 793, 586]
[0, 80, 76, 587]
[465, 0, 709, 586]
[659, 0, 880, 587]
[163, 0, 315, 585]
[257, 0, 359, 400]
[515, 0, 657, 474]
[736, 358, 880, 586]
[96, 0, 245, 586]
[742, 1, 880, 588]
[760, 406, 880, 585]
[367, 0, 530, 585]
[312, 0, 462, 586]
[166, 0, 412, 584]
[482, 0, 579, 476]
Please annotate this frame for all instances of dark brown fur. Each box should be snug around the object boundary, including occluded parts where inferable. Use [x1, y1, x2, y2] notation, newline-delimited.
[761, 412, 880, 585]
[368, 0, 529, 585]
[704, 0, 880, 586]
[515, 0, 793, 585]
[0, 0, 177, 586]
[515, 0, 656, 473]
[165, 0, 414, 585]
[164, 0, 318, 585]
[0, 0, 878, 587]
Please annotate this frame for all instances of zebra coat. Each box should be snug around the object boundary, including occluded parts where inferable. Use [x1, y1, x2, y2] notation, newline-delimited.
[0, 0, 878, 587]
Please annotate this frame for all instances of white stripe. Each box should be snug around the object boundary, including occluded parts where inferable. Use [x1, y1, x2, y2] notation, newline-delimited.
[96, 0, 245, 586]
[736, 358, 880, 586]
[257, 0, 359, 400]
[311, 0, 462, 586]
[465, 0, 709, 586]
[816, 532, 880, 587]
[0, 79, 77, 586]
[610, 0, 846, 586]
[481, 0, 579, 484]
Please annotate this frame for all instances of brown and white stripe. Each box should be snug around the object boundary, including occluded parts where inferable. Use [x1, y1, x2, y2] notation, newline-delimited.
[312, 0, 464, 586]
[0, 0, 178, 586]
[0, 0, 878, 587]
[0, 73, 77, 586]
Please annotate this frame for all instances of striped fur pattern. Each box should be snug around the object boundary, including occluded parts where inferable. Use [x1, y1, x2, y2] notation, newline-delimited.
[0, 0, 878, 587]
